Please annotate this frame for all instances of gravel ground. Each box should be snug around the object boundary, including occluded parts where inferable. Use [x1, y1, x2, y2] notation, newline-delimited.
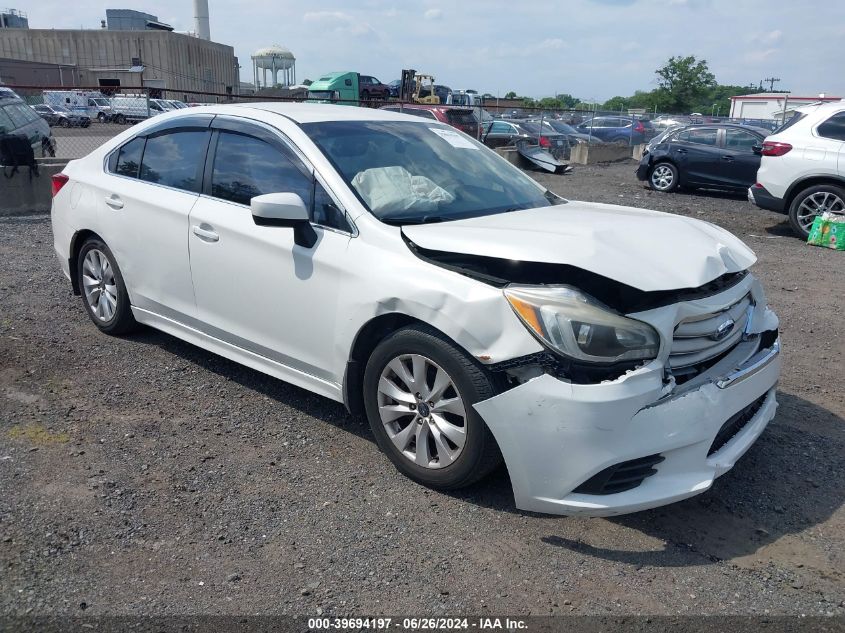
[0, 161, 843, 617]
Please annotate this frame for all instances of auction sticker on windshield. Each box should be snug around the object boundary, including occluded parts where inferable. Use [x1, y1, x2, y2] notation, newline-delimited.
[429, 127, 479, 149]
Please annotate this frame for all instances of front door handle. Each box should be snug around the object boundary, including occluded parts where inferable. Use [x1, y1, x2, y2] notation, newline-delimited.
[675, 148, 687, 154]
[104, 195, 124, 209]
[192, 224, 219, 243]
[721, 155, 735, 161]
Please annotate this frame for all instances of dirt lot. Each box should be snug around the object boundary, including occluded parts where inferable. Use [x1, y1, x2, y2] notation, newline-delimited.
[0, 161, 842, 617]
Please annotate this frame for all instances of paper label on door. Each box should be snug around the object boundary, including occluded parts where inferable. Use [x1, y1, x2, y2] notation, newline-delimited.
[429, 127, 478, 150]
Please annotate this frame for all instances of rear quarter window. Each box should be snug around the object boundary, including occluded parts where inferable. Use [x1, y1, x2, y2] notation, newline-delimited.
[817, 112, 845, 142]
[772, 112, 805, 135]
[110, 137, 145, 178]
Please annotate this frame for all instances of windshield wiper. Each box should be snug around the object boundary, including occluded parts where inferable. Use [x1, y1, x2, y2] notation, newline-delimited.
[382, 215, 452, 226]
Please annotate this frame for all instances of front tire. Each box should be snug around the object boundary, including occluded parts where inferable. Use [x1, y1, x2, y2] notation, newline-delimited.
[649, 161, 679, 192]
[363, 325, 502, 490]
[788, 184, 845, 238]
[76, 238, 138, 335]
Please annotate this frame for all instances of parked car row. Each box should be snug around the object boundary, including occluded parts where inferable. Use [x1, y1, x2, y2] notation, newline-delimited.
[636, 99, 845, 238]
[38, 90, 190, 125]
[33, 103, 90, 128]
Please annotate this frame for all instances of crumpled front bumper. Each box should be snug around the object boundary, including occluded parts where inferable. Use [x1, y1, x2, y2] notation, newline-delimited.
[474, 278, 781, 517]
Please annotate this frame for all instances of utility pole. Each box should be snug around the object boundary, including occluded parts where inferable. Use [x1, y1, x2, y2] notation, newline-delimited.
[763, 77, 781, 92]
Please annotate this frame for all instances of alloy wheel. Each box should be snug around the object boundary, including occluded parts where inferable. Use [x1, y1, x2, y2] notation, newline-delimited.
[82, 249, 118, 322]
[376, 354, 467, 469]
[651, 164, 674, 190]
[796, 191, 845, 232]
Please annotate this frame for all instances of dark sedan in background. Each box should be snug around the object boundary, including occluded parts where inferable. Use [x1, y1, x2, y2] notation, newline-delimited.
[636, 124, 769, 193]
[576, 115, 655, 144]
[482, 119, 572, 158]
[32, 104, 90, 128]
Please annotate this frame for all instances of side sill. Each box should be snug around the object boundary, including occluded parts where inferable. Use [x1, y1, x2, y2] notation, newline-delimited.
[131, 307, 344, 403]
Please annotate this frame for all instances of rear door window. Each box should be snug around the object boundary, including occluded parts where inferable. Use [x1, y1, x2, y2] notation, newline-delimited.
[680, 128, 718, 146]
[724, 128, 761, 152]
[817, 112, 845, 141]
[139, 130, 208, 191]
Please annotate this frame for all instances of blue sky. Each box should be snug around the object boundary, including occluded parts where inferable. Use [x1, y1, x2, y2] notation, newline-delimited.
[20, 0, 845, 100]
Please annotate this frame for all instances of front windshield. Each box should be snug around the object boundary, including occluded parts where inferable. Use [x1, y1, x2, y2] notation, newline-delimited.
[302, 120, 561, 224]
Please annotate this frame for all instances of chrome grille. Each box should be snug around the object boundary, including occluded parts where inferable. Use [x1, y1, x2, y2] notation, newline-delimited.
[669, 294, 753, 370]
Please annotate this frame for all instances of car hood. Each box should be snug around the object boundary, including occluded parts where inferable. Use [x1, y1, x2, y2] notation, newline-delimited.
[401, 202, 756, 292]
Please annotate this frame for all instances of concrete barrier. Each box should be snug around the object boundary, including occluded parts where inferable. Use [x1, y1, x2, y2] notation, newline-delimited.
[0, 158, 68, 216]
[494, 147, 522, 167]
[569, 143, 633, 165]
[632, 143, 647, 162]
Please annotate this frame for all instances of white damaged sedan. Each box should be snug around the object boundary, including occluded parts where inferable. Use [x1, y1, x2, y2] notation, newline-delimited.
[50, 104, 781, 516]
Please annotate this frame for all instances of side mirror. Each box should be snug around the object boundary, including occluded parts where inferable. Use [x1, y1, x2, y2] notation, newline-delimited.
[251, 192, 317, 248]
[752, 144, 763, 156]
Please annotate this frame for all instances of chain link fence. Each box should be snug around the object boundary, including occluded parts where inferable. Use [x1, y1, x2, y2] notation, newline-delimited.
[2, 84, 784, 162]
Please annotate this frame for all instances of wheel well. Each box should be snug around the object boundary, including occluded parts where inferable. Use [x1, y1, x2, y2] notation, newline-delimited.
[342, 313, 428, 416]
[68, 229, 102, 295]
[784, 176, 845, 210]
[649, 159, 676, 175]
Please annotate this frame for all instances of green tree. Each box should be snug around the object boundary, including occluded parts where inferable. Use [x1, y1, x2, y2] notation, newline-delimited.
[301, 78, 313, 86]
[504, 91, 517, 99]
[538, 97, 562, 110]
[602, 95, 630, 111]
[555, 93, 579, 109]
[655, 55, 717, 113]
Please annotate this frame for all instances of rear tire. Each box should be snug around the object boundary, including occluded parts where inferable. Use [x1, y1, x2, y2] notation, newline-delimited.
[788, 184, 845, 238]
[649, 161, 679, 192]
[363, 325, 502, 490]
[76, 238, 138, 335]
[114, 114, 126, 125]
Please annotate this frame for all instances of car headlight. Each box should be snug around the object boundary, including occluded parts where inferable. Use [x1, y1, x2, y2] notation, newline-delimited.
[504, 285, 660, 364]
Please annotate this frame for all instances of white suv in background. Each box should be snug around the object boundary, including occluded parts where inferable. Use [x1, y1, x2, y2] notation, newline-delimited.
[749, 100, 845, 237]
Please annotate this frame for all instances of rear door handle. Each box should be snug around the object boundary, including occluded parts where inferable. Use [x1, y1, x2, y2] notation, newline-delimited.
[721, 155, 735, 161]
[192, 224, 219, 243]
[104, 195, 124, 209]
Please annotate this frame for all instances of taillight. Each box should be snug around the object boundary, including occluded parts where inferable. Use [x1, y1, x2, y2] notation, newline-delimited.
[51, 173, 69, 198]
[539, 136, 551, 148]
[760, 141, 792, 156]
[634, 121, 645, 133]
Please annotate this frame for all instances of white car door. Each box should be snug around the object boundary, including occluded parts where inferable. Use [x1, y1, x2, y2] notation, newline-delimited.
[187, 116, 354, 385]
[96, 115, 213, 321]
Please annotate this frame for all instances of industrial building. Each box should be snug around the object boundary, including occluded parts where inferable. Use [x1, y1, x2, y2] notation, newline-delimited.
[0, 3, 238, 101]
[729, 93, 843, 120]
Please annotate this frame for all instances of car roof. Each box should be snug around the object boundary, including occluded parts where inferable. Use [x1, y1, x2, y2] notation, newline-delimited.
[795, 99, 845, 115]
[152, 102, 449, 124]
